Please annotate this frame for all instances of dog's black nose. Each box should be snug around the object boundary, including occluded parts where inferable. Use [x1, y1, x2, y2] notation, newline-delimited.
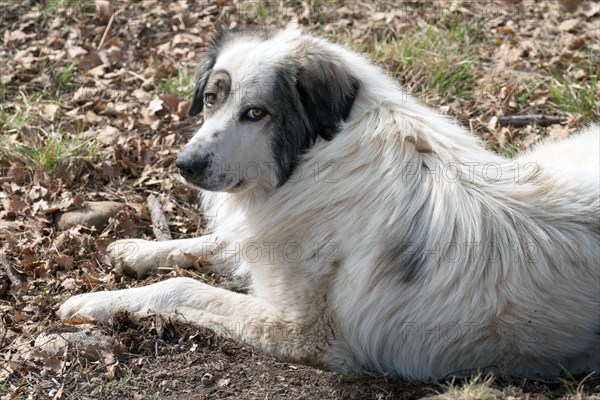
[176, 151, 210, 180]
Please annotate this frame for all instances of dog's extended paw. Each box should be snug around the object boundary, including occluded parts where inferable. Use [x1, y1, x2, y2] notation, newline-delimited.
[58, 279, 192, 324]
[107, 239, 163, 278]
[107, 239, 198, 278]
[58, 292, 121, 322]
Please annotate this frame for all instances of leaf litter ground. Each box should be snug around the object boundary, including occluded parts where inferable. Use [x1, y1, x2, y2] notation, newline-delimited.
[0, 0, 599, 399]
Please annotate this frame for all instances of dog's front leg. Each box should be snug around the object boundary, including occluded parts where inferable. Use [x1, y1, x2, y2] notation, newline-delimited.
[58, 277, 326, 365]
[107, 235, 225, 277]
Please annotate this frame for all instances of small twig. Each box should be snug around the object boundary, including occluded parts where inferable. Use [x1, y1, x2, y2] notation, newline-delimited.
[125, 70, 151, 85]
[98, 9, 122, 50]
[0, 252, 23, 289]
[499, 115, 567, 128]
[146, 194, 172, 241]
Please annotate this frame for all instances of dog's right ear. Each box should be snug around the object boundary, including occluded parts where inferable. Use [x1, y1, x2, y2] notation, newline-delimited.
[187, 31, 230, 117]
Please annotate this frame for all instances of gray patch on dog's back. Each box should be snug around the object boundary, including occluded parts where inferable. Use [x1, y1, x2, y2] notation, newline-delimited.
[374, 207, 432, 284]
[379, 241, 425, 283]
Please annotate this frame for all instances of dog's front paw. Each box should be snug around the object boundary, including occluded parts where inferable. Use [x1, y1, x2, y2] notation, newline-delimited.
[58, 292, 121, 322]
[107, 239, 162, 278]
[107, 239, 200, 278]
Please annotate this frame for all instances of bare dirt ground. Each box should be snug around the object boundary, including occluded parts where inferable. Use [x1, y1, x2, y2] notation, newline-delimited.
[1, 0, 599, 399]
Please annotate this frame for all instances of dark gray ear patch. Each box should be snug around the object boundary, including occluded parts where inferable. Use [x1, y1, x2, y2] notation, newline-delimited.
[188, 30, 233, 117]
[188, 56, 216, 116]
[296, 53, 360, 140]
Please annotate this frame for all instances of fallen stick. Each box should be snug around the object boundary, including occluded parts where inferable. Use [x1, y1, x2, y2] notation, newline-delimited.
[499, 115, 567, 128]
[97, 7, 123, 50]
[0, 252, 23, 289]
[146, 194, 172, 241]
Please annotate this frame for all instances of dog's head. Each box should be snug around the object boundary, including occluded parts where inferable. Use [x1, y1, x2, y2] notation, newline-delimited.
[176, 28, 359, 193]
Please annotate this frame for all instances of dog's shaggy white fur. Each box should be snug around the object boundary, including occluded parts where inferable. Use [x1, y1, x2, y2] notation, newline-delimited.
[59, 27, 600, 380]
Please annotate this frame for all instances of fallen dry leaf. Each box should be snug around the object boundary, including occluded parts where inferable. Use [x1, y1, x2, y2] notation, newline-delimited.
[583, 2, 600, 18]
[559, 0, 584, 12]
[546, 124, 571, 139]
[66, 45, 87, 59]
[4, 30, 36, 44]
[567, 36, 586, 50]
[42, 104, 59, 121]
[96, 0, 113, 25]
[558, 18, 580, 31]
[148, 96, 165, 114]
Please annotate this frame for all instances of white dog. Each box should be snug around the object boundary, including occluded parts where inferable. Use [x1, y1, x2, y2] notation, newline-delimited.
[59, 27, 600, 380]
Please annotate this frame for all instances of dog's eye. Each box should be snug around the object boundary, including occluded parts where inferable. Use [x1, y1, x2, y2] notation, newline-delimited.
[244, 108, 266, 122]
[204, 93, 217, 108]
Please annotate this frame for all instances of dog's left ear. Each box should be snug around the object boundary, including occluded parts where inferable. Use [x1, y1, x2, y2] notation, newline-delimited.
[296, 53, 360, 140]
[188, 30, 231, 117]
[188, 56, 216, 117]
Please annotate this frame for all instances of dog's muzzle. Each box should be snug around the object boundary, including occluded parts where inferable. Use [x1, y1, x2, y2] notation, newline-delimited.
[175, 149, 210, 184]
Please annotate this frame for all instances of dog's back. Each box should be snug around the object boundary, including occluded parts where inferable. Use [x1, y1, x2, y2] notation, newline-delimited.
[521, 125, 599, 210]
[524, 125, 599, 167]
